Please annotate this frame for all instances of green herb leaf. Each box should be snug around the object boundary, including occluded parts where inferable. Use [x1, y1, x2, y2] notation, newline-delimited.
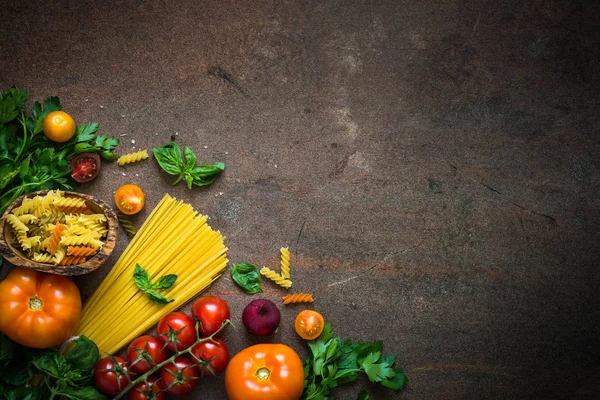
[64, 336, 100, 379]
[155, 274, 178, 290]
[146, 289, 175, 305]
[153, 142, 224, 189]
[59, 385, 107, 400]
[230, 262, 263, 294]
[132, 264, 177, 305]
[357, 390, 369, 400]
[133, 264, 152, 291]
[153, 142, 183, 176]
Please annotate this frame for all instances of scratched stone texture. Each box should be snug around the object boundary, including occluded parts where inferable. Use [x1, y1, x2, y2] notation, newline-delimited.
[1, 0, 599, 399]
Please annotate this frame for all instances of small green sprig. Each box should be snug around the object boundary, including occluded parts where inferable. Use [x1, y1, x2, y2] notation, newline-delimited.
[132, 264, 177, 305]
[153, 142, 224, 189]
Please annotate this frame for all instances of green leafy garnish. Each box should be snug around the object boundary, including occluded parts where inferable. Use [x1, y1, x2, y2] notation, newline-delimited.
[133, 264, 178, 305]
[230, 262, 263, 294]
[301, 323, 408, 399]
[153, 142, 224, 189]
[0, 333, 106, 400]
[0, 86, 120, 216]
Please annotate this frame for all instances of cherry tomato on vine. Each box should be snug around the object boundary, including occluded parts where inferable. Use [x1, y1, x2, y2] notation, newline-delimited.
[43, 110, 76, 142]
[69, 153, 101, 183]
[191, 337, 230, 375]
[294, 310, 325, 340]
[128, 376, 166, 400]
[127, 335, 167, 374]
[94, 355, 134, 396]
[157, 312, 196, 352]
[160, 356, 200, 397]
[0, 268, 81, 349]
[225, 343, 304, 400]
[191, 296, 230, 336]
[114, 184, 145, 215]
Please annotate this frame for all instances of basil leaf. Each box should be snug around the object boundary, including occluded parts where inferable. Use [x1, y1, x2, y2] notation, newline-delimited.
[146, 289, 174, 305]
[153, 142, 183, 176]
[230, 262, 263, 294]
[133, 264, 152, 291]
[183, 145, 197, 169]
[155, 274, 178, 290]
[59, 385, 107, 400]
[32, 353, 68, 379]
[64, 336, 100, 378]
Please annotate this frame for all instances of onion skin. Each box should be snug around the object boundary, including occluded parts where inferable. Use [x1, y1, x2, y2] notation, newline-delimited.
[242, 299, 281, 336]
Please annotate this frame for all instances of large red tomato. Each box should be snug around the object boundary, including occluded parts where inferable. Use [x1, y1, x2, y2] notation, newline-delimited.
[0, 267, 81, 348]
[224, 344, 304, 400]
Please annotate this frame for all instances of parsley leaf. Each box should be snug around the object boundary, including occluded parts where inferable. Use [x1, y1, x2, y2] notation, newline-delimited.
[153, 142, 224, 189]
[132, 264, 177, 305]
[301, 323, 408, 399]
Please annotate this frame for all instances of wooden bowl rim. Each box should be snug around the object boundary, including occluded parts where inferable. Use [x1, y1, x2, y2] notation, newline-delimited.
[0, 190, 118, 276]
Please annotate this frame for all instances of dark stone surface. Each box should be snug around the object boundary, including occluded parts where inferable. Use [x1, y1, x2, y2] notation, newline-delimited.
[1, 0, 599, 398]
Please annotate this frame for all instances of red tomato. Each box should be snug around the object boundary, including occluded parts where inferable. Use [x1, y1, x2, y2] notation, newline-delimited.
[127, 335, 167, 374]
[128, 376, 165, 400]
[160, 356, 199, 397]
[191, 337, 230, 376]
[94, 355, 133, 396]
[157, 312, 196, 352]
[69, 153, 101, 183]
[191, 296, 230, 337]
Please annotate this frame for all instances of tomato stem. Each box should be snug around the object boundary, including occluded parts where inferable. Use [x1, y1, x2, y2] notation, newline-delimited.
[28, 296, 43, 310]
[255, 367, 271, 380]
[114, 319, 232, 399]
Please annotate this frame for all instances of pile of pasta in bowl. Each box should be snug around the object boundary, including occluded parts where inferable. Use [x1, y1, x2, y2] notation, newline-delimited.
[4, 190, 108, 266]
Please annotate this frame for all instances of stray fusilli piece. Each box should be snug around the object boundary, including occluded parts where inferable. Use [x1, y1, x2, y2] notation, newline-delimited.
[282, 293, 314, 304]
[280, 247, 291, 279]
[117, 150, 149, 166]
[260, 267, 292, 289]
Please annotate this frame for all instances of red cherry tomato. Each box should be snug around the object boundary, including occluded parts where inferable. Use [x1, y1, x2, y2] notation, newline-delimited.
[128, 376, 165, 400]
[191, 337, 230, 376]
[157, 312, 196, 352]
[160, 356, 199, 397]
[127, 335, 167, 374]
[69, 153, 101, 183]
[191, 296, 230, 337]
[94, 356, 133, 396]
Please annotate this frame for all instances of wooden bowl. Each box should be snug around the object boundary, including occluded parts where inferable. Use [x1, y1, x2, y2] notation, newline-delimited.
[0, 191, 117, 276]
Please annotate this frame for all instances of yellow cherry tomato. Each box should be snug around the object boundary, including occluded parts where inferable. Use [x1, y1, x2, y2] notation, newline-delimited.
[43, 111, 76, 143]
[114, 184, 145, 215]
[295, 309, 325, 340]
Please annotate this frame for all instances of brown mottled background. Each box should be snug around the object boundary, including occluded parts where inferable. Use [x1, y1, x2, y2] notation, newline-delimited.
[1, 0, 599, 399]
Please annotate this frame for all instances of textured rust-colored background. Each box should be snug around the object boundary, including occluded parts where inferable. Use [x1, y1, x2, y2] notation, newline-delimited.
[1, 0, 599, 399]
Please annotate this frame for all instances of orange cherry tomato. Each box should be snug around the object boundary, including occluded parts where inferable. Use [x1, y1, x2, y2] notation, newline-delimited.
[224, 344, 304, 400]
[114, 184, 145, 215]
[294, 310, 325, 340]
[43, 110, 76, 143]
[0, 267, 82, 348]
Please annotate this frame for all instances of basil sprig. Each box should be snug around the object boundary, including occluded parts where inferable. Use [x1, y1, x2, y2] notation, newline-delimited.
[133, 264, 178, 305]
[153, 142, 224, 189]
[230, 262, 263, 294]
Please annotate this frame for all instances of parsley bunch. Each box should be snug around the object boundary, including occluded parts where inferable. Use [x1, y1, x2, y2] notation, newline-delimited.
[0, 87, 119, 216]
[302, 323, 408, 399]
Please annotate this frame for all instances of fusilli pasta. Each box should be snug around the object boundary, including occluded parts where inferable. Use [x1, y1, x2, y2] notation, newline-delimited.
[280, 247, 291, 279]
[260, 267, 292, 289]
[282, 293, 314, 304]
[117, 150, 149, 166]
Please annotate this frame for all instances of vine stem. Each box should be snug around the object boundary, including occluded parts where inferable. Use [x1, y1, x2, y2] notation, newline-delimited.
[114, 319, 232, 399]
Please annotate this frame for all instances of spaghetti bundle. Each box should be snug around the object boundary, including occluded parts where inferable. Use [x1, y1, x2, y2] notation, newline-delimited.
[75, 194, 228, 354]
